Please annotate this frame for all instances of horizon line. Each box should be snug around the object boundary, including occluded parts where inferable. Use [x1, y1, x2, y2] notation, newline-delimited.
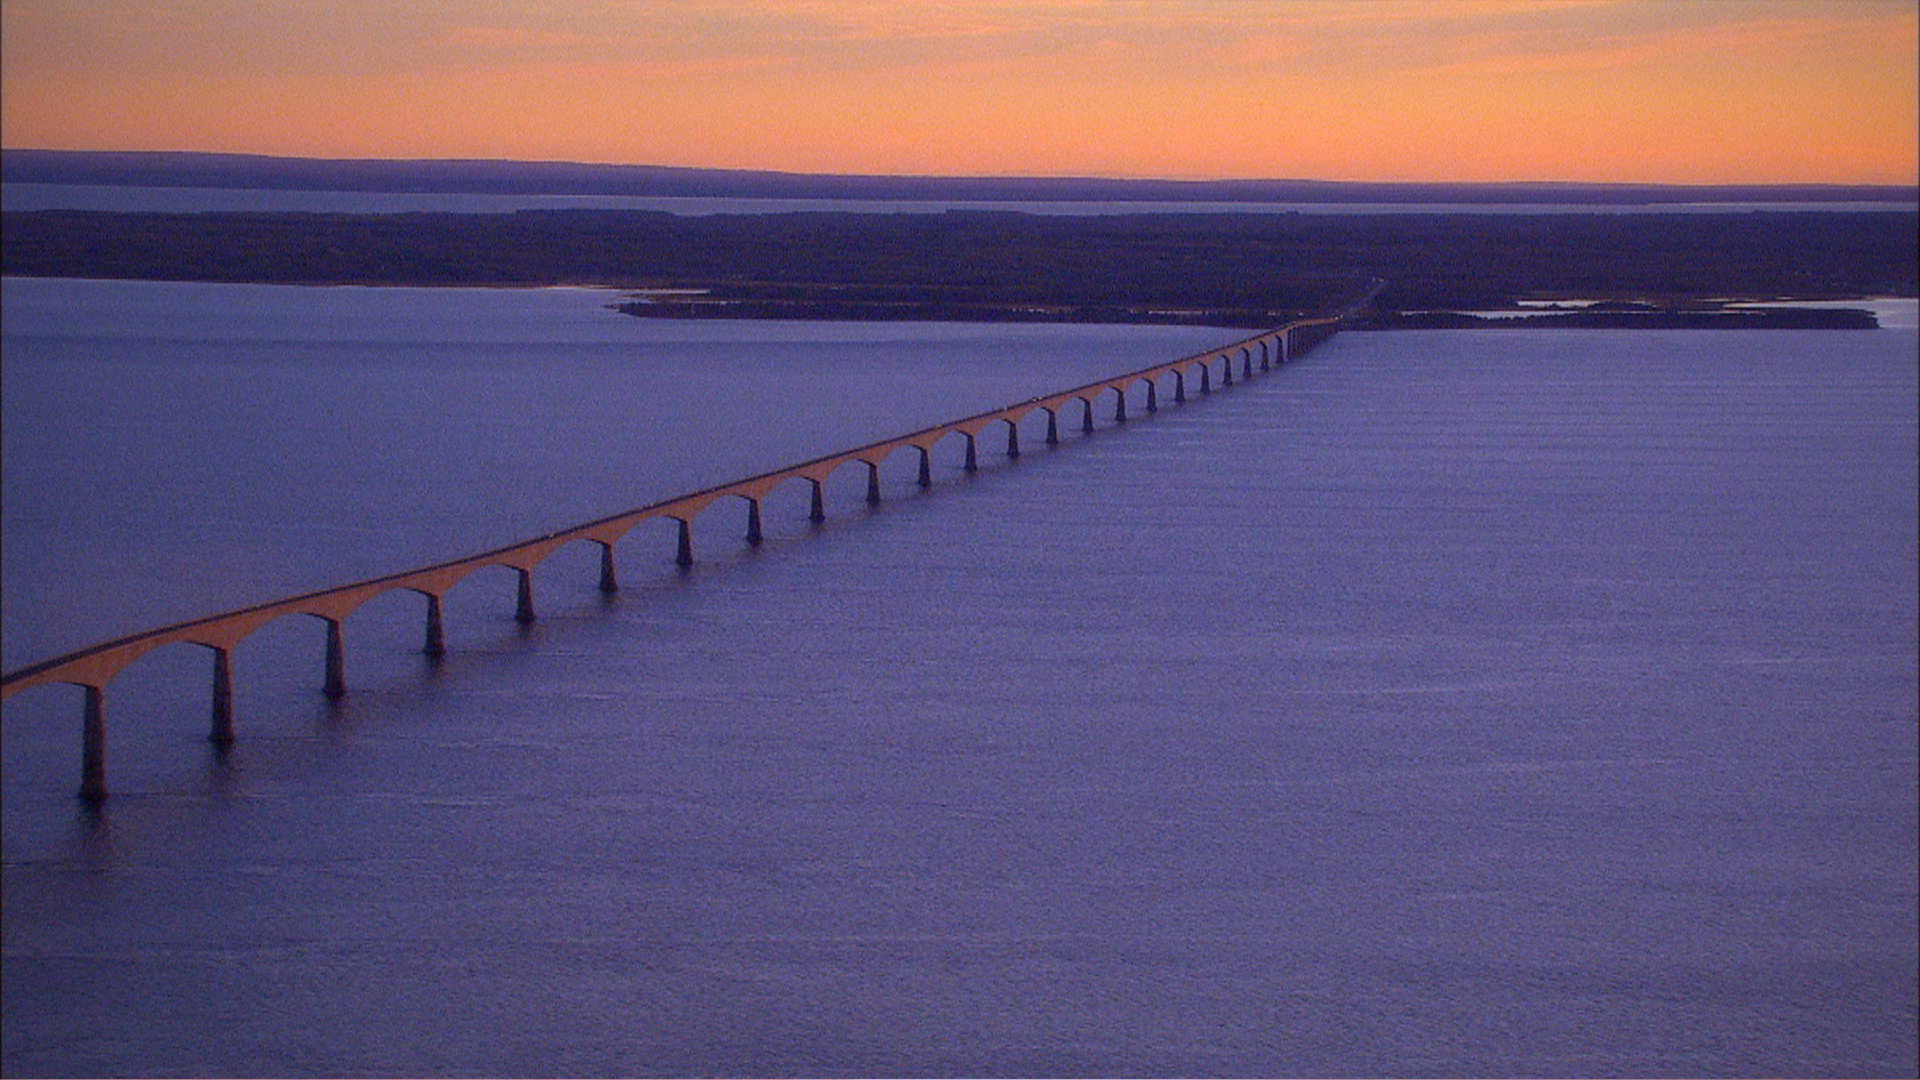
[5, 147, 1916, 194]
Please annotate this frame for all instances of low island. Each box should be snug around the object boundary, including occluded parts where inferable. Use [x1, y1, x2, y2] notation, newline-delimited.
[3, 205, 1912, 328]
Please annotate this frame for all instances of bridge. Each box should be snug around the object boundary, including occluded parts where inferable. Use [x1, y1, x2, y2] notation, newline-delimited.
[2, 316, 1341, 800]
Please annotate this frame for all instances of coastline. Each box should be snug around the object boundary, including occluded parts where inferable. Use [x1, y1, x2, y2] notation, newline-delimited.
[614, 297, 1890, 330]
[1347, 306, 1885, 330]
[5, 207, 1913, 329]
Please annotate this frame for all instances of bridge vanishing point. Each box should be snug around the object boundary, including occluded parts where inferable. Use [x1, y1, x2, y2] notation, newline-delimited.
[2, 316, 1341, 801]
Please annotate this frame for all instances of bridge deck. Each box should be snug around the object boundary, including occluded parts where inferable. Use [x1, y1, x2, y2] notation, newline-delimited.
[2, 315, 1339, 797]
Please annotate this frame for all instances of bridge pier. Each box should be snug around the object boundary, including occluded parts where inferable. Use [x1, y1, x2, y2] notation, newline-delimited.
[598, 543, 618, 594]
[209, 647, 234, 748]
[423, 593, 446, 657]
[81, 685, 106, 802]
[322, 618, 345, 699]
[9, 318, 1342, 797]
[515, 569, 535, 624]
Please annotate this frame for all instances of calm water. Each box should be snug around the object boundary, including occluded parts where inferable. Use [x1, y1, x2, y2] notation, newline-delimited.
[3, 280, 1915, 1078]
[5, 181, 1912, 216]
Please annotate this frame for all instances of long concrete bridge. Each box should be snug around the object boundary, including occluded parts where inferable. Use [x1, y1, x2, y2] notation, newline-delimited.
[2, 316, 1340, 800]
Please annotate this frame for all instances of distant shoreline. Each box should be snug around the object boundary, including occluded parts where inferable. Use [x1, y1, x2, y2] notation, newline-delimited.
[5, 206, 1913, 329]
[612, 296, 1889, 330]
[7, 149, 1915, 206]
[2, 275, 1894, 329]
[1348, 307, 1885, 330]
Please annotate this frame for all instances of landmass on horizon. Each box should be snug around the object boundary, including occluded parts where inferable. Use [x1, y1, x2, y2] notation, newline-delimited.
[4, 151, 1914, 329]
[7, 149, 1915, 206]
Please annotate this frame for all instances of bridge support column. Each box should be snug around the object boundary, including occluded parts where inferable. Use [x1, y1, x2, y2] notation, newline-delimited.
[515, 569, 535, 624]
[1006, 422, 1020, 458]
[964, 434, 978, 472]
[746, 499, 763, 545]
[866, 462, 882, 504]
[80, 685, 106, 802]
[809, 480, 826, 522]
[1114, 390, 1128, 424]
[1223, 358, 1234, 387]
[598, 543, 618, 594]
[424, 593, 446, 657]
[1174, 371, 1186, 403]
[1281, 331, 1290, 364]
[1146, 381, 1158, 414]
[1082, 399, 1094, 434]
[1242, 349, 1252, 380]
[1045, 410, 1059, 446]
[1200, 366, 1211, 394]
[322, 618, 345, 699]
[917, 447, 932, 487]
[1260, 341, 1270, 372]
[675, 518, 694, 566]
[209, 647, 234, 748]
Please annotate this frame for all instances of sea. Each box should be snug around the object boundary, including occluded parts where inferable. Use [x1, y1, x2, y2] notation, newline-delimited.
[2, 276, 1915, 1078]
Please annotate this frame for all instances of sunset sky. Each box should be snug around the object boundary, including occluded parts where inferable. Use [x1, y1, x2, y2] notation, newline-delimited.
[2, 0, 1915, 185]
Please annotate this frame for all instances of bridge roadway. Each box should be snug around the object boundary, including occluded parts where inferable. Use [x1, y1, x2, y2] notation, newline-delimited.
[2, 316, 1339, 800]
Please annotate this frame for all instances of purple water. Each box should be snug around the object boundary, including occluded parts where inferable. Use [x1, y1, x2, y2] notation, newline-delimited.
[4, 279, 1915, 1077]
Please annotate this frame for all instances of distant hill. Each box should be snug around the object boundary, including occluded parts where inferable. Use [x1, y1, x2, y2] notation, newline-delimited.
[5, 149, 1914, 205]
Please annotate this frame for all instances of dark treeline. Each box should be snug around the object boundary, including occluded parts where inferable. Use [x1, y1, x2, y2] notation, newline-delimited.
[3, 209, 1913, 326]
[9, 148, 1915, 205]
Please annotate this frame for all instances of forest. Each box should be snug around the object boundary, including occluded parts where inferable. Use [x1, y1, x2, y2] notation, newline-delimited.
[3, 208, 1912, 327]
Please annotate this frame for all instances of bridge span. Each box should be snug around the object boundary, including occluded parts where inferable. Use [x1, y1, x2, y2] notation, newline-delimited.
[3, 316, 1340, 800]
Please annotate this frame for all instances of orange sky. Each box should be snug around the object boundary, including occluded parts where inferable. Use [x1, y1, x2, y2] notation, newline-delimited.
[3, 0, 1915, 184]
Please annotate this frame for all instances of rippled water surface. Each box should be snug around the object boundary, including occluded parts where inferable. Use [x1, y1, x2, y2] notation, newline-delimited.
[3, 280, 1915, 1077]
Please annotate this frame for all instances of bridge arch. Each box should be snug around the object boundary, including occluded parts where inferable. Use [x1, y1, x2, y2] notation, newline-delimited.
[924, 428, 978, 477]
[867, 439, 941, 494]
